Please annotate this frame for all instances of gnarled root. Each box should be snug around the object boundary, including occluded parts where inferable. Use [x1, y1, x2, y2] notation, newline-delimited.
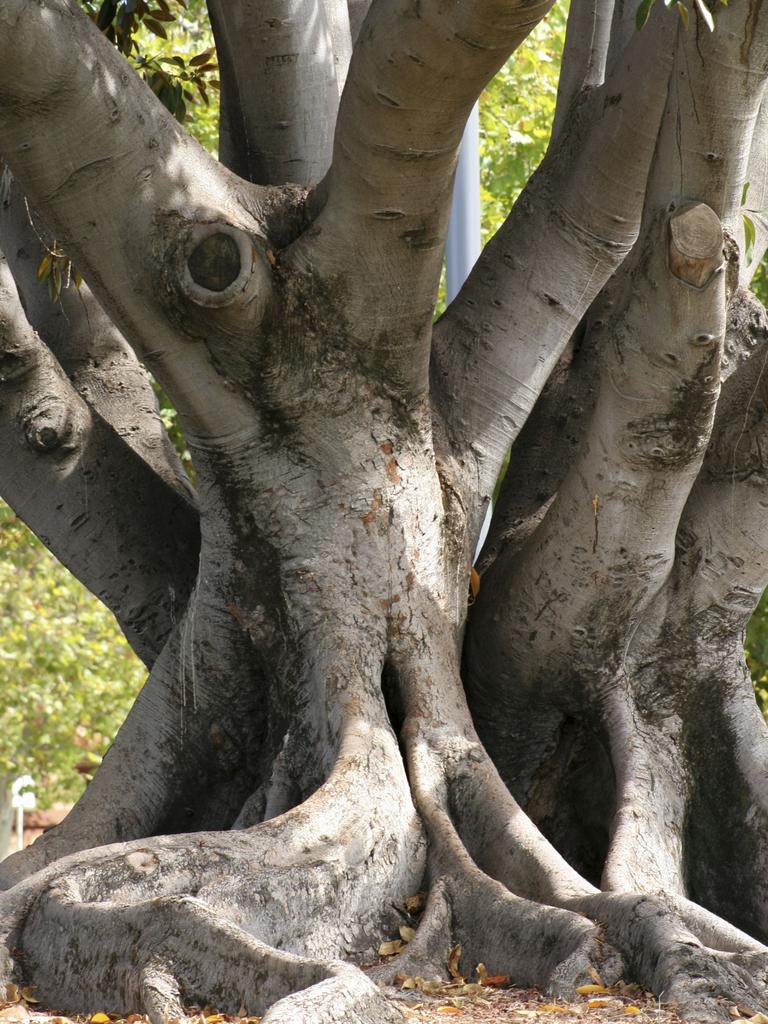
[0, 708, 423, 1023]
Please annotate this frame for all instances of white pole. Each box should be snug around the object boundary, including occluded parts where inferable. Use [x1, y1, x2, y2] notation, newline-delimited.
[445, 103, 482, 304]
[445, 104, 491, 560]
[11, 776, 35, 854]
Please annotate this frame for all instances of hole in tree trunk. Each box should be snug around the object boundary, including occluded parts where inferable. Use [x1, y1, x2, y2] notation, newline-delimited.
[187, 232, 242, 292]
[381, 661, 407, 752]
[524, 717, 615, 886]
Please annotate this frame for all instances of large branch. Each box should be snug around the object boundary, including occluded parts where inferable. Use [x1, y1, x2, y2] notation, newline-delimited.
[464, 0, 768, 782]
[0, 254, 199, 666]
[550, 0, 614, 142]
[289, 0, 554, 397]
[208, 0, 346, 185]
[671, 294, 768, 623]
[431, 13, 675, 511]
[739, 96, 768, 286]
[0, 172, 193, 498]
[0, 0, 277, 446]
[475, 327, 598, 573]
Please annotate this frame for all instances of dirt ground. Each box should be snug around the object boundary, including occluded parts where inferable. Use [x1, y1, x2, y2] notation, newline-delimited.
[1, 978, 751, 1024]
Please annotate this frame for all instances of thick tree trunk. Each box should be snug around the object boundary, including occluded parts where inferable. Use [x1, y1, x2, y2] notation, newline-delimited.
[2, 1, 768, 1022]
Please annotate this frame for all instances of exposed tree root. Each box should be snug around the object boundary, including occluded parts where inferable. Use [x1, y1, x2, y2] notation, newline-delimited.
[4, 658, 768, 1023]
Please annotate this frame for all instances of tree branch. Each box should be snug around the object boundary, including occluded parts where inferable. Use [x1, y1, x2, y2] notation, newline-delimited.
[0, 253, 199, 666]
[475, 328, 598, 573]
[431, 12, 675, 510]
[739, 96, 768, 286]
[208, 0, 344, 185]
[672, 296, 768, 624]
[0, 0, 278, 446]
[346, 0, 370, 43]
[551, 0, 614, 142]
[290, 0, 555, 396]
[0, 173, 193, 499]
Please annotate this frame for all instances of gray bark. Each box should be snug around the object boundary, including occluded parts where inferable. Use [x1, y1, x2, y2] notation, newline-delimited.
[1, 1, 768, 1023]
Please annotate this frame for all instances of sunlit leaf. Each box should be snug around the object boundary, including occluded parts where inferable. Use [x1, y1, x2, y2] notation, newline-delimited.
[378, 939, 403, 956]
[403, 892, 426, 915]
[743, 213, 756, 265]
[35, 253, 52, 282]
[694, 0, 715, 28]
[447, 944, 462, 980]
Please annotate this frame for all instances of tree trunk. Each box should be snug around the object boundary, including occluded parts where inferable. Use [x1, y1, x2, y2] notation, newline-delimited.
[2, 1, 768, 1022]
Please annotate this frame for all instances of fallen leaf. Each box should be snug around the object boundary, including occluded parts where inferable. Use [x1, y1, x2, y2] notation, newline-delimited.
[378, 940, 404, 956]
[749, 1016, 768, 1024]
[469, 568, 480, 603]
[587, 998, 613, 1008]
[481, 975, 509, 988]
[399, 977, 417, 990]
[399, 925, 416, 943]
[436, 1009, 461, 1016]
[0, 1008, 28, 1023]
[91, 1015, 111, 1024]
[404, 893, 426, 916]
[576, 984, 610, 995]
[539, 1005, 570, 1014]
[447, 944, 463, 981]
[588, 966, 605, 986]
[19, 989, 37, 1005]
[3, 987, 19, 1004]
[624, 1009, 642, 1016]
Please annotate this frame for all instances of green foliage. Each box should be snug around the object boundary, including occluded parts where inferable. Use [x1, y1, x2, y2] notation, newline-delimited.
[36, 0, 219, 303]
[77, 0, 219, 139]
[479, 4, 566, 242]
[747, 591, 768, 716]
[0, 504, 145, 806]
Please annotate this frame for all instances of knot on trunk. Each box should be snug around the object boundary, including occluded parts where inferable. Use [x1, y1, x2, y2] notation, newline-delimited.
[668, 202, 724, 289]
[23, 396, 73, 453]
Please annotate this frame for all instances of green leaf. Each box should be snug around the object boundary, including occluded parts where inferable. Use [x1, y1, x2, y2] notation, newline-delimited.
[635, 0, 657, 29]
[744, 212, 756, 266]
[694, 0, 715, 29]
[35, 253, 52, 282]
[742, 181, 751, 207]
[676, 2, 690, 27]
[189, 48, 215, 66]
[96, 0, 117, 30]
[143, 16, 168, 38]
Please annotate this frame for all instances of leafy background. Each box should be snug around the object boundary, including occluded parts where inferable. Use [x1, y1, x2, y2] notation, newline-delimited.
[1, 0, 766, 807]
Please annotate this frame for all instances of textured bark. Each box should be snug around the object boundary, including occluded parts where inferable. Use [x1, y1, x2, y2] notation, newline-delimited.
[2, 1, 768, 1022]
[0, 253, 198, 664]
